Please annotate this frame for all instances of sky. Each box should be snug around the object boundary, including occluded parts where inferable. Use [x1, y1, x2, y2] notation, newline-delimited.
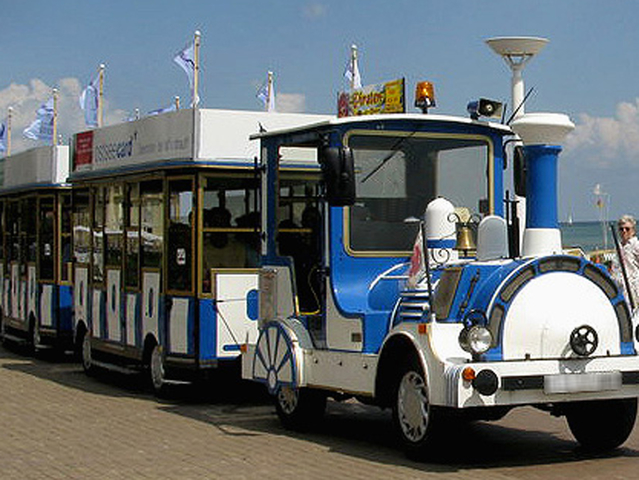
[1, 0, 639, 221]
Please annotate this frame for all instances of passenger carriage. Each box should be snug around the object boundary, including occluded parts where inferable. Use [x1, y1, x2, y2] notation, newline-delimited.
[0, 145, 73, 352]
[69, 108, 328, 393]
[242, 92, 639, 455]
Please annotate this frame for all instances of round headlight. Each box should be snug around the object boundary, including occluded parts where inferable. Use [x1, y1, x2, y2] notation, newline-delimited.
[468, 326, 493, 354]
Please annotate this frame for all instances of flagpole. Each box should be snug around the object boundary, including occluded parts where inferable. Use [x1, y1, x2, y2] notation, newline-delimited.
[7, 106, 12, 156]
[193, 30, 201, 108]
[98, 64, 105, 127]
[267, 71, 273, 112]
[350, 45, 358, 91]
[52, 88, 59, 146]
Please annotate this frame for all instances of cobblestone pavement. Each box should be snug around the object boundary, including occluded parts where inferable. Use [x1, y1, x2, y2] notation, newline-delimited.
[1, 344, 639, 480]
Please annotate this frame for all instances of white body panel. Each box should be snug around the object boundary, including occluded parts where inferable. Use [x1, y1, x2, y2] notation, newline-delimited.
[72, 109, 330, 175]
[502, 272, 620, 359]
[40, 284, 54, 327]
[92, 289, 103, 337]
[106, 269, 122, 342]
[126, 293, 138, 346]
[74, 267, 89, 329]
[142, 271, 160, 341]
[215, 272, 259, 358]
[168, 297, 189, 354]
[10, 264, 18, 319]
[325, 284, 363, 351]
[28, 265, 36, 322]
[1, 145, 69, 189]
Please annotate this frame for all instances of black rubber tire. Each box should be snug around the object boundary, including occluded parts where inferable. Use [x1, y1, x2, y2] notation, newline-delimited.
[392, 355, 441, 459]
[148, 343, 168, 396]
[566, 398, 637, 452]
[274, 385, 327, 432]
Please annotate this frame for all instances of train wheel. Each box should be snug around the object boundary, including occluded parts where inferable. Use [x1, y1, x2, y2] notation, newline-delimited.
[81, 330, 94, 375]
[565, 398, 637, 452]
[149, 344, 167, 395]
[275, 385, 327, 432]
[392, 356, 439, 459]
[30, 322, 40, 355]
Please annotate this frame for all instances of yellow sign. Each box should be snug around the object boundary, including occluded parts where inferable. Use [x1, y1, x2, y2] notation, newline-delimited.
[338, 78, 405, 117]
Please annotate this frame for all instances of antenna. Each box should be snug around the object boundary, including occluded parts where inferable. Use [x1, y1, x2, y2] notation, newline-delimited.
[485, 37, 548, 120]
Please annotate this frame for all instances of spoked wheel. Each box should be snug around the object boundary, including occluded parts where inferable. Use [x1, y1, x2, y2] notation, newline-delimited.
[149, 344, 167, 396]
[565, 398, 637, 452]
[81, 330, 94, 375]
[392, 356, 440, 459]
[275, 385, 327, 432]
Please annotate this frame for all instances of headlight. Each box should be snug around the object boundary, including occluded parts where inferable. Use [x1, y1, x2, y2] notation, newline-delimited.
[467, 326, 493, 354]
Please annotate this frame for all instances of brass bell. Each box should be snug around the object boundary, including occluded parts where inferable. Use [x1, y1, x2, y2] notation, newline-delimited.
[455, 223, 476, 256]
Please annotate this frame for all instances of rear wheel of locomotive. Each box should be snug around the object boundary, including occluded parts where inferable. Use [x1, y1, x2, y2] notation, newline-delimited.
[275, 385, 327, 432]
[565, 398, 637, 452]
[392, 355, 441, 459]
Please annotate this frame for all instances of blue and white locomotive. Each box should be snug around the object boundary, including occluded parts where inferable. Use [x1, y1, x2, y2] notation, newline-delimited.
[242, 72, 639, 456]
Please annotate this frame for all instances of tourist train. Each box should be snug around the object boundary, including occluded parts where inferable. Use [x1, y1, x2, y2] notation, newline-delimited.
[2, 37, 639, 457]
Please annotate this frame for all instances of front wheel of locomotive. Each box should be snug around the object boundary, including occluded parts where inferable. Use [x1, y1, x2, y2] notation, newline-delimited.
[275, 385, 327, 432]
[565, 398, 637, 452]
[392, 356, 441, 459]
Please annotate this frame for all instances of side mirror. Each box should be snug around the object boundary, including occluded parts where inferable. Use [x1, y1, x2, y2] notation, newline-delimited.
[319, 146, 356, 206]
[513, 146, 526, 197]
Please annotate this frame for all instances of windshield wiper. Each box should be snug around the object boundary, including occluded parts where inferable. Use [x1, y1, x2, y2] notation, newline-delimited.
[360, 130, 417, 184]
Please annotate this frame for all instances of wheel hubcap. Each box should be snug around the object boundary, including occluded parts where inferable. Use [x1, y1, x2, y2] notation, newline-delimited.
[151, 346, 165, 390]
[397, 371, 429, 442]
[278, 386, 299, 415]
[33, 326, 40, 348]
[82, 334, 92, 369]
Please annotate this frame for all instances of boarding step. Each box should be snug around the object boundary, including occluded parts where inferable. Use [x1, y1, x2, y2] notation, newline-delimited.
[1, 332, 28, 345]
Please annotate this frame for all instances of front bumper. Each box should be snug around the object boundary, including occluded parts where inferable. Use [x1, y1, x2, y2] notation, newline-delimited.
[444, 355, 639, 408]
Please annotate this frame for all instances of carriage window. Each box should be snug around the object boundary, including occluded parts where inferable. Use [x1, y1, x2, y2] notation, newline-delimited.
[125, 184, 140, 288]
[73, 190, 91, 265]
[92, 187, 105, 283]
[167, 178, 193, 292]
[39, 197, 55, 281]
[201, 175, 260, 292]
[60, 193, 72, 282]
[25, 198, 37, 263]
[105, 184, 124, 267]
[141, 181, 163, 269]
[7, 201, 20, 264]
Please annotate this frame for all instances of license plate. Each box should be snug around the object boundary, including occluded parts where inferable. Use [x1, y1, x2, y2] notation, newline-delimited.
[544, 371, 622, 394]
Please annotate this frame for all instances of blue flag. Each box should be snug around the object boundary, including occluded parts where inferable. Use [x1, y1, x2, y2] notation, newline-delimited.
[0, 121, 6, 153]
[174, 41, 195, 89]
[24, 97, 54, 142]
[80, 73, 99, 127]
[147, 103, 177, 116]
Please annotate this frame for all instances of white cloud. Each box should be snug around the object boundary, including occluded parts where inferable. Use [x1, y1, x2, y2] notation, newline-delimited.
[302, 3, 327, 19]
[0, 77, 126, 154]
[276, 93, 306, 113]
[565, 98, 639, 168]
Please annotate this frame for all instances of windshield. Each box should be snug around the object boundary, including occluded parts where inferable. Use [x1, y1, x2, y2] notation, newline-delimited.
[347, 133, 491, 253]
